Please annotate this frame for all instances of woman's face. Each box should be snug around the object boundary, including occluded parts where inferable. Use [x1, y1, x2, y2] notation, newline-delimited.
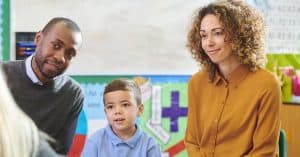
[200, 14, 237, 66]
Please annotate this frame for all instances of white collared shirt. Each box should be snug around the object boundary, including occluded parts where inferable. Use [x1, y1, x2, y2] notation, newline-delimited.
[25, 55, 43, 85]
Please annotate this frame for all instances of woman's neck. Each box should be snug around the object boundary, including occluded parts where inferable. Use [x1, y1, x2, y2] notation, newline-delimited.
[218, 61, 241, 79]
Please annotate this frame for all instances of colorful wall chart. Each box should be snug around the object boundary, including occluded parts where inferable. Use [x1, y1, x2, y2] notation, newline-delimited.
[266, 54, 300, 104]
[70, 75, 190, 157]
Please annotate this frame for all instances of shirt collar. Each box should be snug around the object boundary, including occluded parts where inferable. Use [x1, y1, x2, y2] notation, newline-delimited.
[25, 55, 43, 85]
[106, 124, 142, 148]
[212, 71, 224, 85]
[227, 64, 250, 84]
[213, 64, 250, 87]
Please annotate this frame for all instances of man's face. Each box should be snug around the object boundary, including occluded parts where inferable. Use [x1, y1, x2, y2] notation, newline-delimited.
[33, 22, 82, 80]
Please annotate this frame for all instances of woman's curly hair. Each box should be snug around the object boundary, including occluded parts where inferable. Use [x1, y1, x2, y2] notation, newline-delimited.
[187, 0, 266, 81]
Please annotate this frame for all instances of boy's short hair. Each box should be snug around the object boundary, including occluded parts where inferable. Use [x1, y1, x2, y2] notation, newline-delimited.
[103, 78, 142, 105]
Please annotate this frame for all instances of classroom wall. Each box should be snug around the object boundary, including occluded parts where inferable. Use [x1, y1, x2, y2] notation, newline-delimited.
[12, 0, 300, 75]
[11, 0, 216, 75]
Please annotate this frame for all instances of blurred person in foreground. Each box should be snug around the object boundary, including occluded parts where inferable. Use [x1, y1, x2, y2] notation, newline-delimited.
[0, 70, 63, 157]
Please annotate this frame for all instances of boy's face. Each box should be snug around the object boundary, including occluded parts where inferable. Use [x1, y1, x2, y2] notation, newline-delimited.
[104, 90, 143, 137]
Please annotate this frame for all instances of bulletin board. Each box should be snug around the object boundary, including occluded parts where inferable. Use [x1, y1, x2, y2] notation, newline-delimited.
[247, 0, 300, 53]
[266, 54, 300, 104]
[72, 75, 190, 157]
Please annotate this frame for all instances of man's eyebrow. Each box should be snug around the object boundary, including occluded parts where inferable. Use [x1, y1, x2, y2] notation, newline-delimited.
[52, 39, 65, 46]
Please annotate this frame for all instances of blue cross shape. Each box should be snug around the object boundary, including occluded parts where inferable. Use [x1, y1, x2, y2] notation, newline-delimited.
[162, 91, 187, 132]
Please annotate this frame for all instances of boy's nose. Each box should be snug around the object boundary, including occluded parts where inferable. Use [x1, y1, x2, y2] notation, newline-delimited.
[114, 106, 122, 114]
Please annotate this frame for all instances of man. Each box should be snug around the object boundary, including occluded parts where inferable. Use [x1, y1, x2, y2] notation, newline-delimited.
[1, 17, 84, 155]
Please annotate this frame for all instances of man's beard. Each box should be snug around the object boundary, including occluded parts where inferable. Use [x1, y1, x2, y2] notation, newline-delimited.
[35, 56, 65, 79]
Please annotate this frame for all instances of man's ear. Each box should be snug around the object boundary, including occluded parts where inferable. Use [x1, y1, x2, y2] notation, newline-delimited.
[34, 31, 43, 44]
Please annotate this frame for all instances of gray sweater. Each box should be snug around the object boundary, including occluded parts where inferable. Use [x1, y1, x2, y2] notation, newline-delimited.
[1, 60, 84, 155]
[37, 132, 65, 157]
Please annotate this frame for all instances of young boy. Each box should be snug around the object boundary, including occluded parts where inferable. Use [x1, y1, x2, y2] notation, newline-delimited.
[81, 78, 161, 157]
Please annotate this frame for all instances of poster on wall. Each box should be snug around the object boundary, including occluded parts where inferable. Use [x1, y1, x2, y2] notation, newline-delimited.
[247, 0, 300, 53]
[267, 54, 300, 104]
[71, 75, 190, 157]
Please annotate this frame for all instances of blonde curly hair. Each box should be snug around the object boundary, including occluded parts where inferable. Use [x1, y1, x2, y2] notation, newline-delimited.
[187, 0, 266, 81]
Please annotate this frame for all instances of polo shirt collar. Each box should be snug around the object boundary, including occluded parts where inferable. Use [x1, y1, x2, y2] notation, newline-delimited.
[106, 124, 142, 148]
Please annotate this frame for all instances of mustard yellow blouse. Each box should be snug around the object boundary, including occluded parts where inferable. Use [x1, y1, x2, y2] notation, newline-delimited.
[185, 65, 281, 157]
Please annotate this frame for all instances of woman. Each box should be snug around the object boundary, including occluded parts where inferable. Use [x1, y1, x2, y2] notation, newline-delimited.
[184, 0, 281, 156]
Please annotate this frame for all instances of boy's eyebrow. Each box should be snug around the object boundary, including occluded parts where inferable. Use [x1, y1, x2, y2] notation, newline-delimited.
[104, 102, 113, 106]
[120, 100, 130, 103]
[104, 100, 129, 104]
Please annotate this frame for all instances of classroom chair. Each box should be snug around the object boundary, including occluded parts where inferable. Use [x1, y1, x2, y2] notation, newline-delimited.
[279, 128, 287, 157]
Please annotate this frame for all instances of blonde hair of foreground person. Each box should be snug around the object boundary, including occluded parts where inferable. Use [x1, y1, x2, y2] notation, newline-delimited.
[0, 71, 39, 157]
